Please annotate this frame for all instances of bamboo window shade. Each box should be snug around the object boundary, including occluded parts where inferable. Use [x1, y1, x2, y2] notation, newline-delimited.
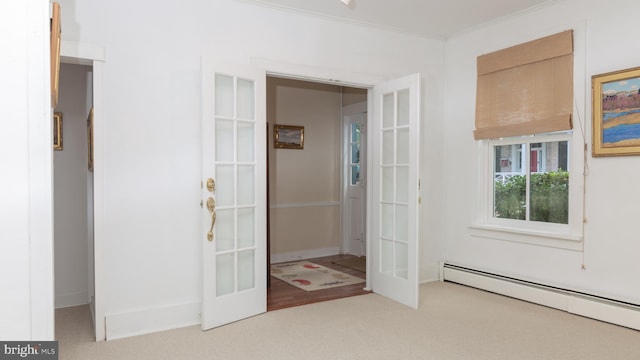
[474, 30, 574, 140]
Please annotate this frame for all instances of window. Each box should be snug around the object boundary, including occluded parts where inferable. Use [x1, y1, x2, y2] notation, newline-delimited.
[350, 123, 361, 185]
[492, 136, 569, 225]
[474, 131, 583, 248]
[471, 30, 583, 248]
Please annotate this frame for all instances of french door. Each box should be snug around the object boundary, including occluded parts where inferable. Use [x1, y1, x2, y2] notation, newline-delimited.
[201, 60, 420, 329]
[201, 59, 267, 330]
[369, 74, 420, 309]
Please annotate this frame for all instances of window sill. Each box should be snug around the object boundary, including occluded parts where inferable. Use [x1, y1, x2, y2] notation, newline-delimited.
[469, 224, 583, 251]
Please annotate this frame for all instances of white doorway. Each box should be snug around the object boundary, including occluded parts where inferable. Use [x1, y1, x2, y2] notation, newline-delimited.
[57, 40, 105, 341]
[53, 62, 95, 329]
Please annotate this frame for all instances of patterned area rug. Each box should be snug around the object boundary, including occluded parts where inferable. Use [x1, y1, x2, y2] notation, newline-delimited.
[271, 261, 365, 291]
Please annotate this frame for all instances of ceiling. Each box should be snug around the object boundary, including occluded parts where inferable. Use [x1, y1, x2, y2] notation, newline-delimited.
[241, 0, 559, 39]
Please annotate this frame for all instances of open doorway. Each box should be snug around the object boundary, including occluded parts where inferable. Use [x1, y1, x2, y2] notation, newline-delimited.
[265, 77, 370, 310]
[53, 62, 96, 338]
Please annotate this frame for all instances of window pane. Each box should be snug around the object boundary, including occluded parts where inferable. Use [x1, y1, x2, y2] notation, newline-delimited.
[397, 89, 410, 126]
[351, 165, 360, 186]
[215, 74, 234, 118]
[351, 123, 361, 142]
[216, 253, 234, 296]
[530, 141, 569, 224]
[493, 144, 525, 220]
[237, 250, 255, 292]
[351, 143, 360, 164]
[493, 141, 569, 224]
[236, 78, 254, 120]
[382, 93, 394, 128]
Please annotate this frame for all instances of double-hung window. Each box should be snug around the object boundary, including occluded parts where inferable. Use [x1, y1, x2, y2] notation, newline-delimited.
[472, 30, 583, 248]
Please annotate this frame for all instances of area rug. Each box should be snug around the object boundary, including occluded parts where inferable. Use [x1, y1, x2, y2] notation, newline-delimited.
[271, 261, 365, 291]
[331, 256, 366, 273]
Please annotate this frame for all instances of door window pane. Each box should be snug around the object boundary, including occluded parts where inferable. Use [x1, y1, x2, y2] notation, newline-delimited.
[396, 128, 409, 164]
[394, 242, 408, 279]
[351, 123, 361, 142]
[382, 93, 394, 128]
[381, 204, 394, 239]
[397, 89, 410, 126]
[237, 166, 255, 206]
[382, 130, 394, 165]
[351, 143, 360, 164]
[237, 122, 255, 163]
[216, 120, 234, 162]
[215, 74, 234, 118]
[216, 253, 235, 296]
[396, 166, 408, 203]
[216, 165, 235, 207]
[215, 209, 235, 252]
[351, 165, 360, 186]
[237, 208, 255, 248]
[236, 78, 255, 120]
[237, 250, 255, 291]
[380, 239, 393, 275]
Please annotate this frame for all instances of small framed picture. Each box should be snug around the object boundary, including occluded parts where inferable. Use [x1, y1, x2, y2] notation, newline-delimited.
[53, 112, 63, 150]
[274, 124, 304, 149]
[592, 66, 640, 156]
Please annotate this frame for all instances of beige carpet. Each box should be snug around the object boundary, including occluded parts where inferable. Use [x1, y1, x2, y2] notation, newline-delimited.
[331, 256, 366, 273]
[55, 282, 640, 360]
[271, 261, 364, 291]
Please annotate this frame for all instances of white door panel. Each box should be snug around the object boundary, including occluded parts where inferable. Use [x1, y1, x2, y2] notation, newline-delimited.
[369, 74, 420, 309]
[201, 59, 266, 330]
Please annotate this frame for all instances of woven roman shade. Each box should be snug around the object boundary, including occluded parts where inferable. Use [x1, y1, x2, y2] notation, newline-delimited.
[474, 30, 574, 140]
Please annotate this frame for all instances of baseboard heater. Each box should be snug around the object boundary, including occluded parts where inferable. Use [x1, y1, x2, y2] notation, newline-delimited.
[441, 263, 640, 331]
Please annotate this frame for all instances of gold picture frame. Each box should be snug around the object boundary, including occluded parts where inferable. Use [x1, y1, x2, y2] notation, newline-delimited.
[87, 108, 94, 171]
[50, 2, 61, 108]
[274, 124, 304, 149]
[53, 112, 63, 150]
[592, 66, 640, 156]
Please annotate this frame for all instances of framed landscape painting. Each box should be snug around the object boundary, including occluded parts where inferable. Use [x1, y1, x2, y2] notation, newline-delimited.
[274, 124, 304, 149]
[592, 67, 640, 156]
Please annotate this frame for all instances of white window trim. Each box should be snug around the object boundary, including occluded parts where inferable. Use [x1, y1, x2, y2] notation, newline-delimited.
[472, 132, 584, 251]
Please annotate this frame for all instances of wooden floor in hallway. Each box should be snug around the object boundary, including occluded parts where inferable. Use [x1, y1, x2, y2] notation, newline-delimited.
[267, 254, 370, 311]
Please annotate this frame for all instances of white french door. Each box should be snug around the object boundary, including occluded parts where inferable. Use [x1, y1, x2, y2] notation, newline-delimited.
[201, 59, 267, 330]
[201, 60, 420, 326]
[369, 74, 420, 309]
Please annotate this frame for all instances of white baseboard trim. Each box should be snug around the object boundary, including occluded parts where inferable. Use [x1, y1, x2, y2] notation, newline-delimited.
[55, 291, 89, 309]
[441, 263, 640, 331]
[271, 247, 341, 264]
[105, 301, 200, 340]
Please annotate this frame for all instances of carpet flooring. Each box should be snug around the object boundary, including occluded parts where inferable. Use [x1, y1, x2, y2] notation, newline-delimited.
[55, 282, 640, 360]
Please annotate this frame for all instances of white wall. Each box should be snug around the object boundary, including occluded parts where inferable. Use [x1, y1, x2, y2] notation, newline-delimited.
[267, 78, 342, 261]
[443, 0, 640, 304]
[58, 0, 445, 338]
[54, 63, 93, 308]
[0, 0, 54, 340]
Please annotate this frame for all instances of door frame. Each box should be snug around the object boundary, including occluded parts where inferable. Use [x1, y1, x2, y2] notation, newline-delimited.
[251, 58, 388, 291]
[60, 40, 106, 341]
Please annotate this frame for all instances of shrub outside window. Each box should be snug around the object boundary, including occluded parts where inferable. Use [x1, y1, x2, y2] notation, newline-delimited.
[493, 140, 569, 224]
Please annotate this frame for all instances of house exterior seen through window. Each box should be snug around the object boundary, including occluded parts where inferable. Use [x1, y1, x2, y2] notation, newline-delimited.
[492, 138, 569, 224]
